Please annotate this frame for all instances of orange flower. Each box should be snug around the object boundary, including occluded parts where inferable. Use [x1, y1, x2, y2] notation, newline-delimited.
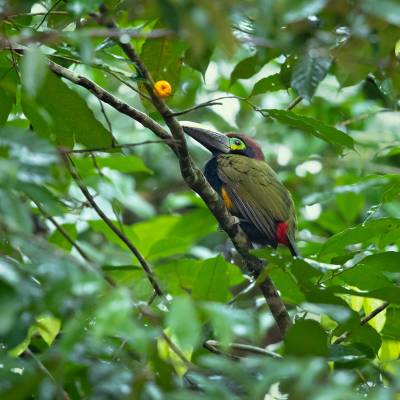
[154, 80, 172, 98]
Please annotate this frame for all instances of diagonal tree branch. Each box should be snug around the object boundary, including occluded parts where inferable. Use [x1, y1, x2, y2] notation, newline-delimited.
[63, 153, 164, 297]
[96, 4, 292, 335]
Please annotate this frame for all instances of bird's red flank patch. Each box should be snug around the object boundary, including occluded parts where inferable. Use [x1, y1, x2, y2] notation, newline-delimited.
[276, 222, 289, 245]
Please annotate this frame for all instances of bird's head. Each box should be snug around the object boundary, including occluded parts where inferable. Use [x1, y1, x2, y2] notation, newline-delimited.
[181, 123, 264, 161]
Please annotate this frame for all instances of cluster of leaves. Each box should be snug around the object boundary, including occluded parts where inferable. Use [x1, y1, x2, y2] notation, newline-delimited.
[0, 0, 400, 399]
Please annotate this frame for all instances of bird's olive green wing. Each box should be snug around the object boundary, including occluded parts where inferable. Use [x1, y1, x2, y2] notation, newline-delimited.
[217, 154, 297, 246]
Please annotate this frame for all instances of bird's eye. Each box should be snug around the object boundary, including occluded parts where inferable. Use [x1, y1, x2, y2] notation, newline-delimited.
[229, 137, 246, 151]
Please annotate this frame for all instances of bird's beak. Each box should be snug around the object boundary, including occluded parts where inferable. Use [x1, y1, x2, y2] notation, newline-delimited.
[181, 123, 230, 154]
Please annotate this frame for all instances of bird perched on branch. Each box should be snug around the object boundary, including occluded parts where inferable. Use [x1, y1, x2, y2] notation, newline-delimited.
[182, 123, 298, 257]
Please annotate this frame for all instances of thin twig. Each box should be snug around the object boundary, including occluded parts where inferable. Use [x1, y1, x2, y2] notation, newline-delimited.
[62, 139, 175, 154]
[161, 332, 198, 370]
[361, 301, 389, 325]
[64, 154, 164, 296]
[3, 11, 68, 18]
[35, 0, 63, 30]
[25, 348, 71, 400]
[171, 100, 223, 116]
[334, 301, 389, 345]
[287, 96, 303, 111]
[204, 340, 282, 359]
[338, 109, 390, 127]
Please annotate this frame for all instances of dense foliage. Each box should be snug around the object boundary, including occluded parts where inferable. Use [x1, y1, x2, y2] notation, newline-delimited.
[1, 0, 400, 398]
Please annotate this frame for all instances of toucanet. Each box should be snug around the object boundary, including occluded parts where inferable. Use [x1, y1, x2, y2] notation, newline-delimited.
[182, 123, 299, 257]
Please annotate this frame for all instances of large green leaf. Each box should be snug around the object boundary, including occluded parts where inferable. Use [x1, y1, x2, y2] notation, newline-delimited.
[381, 306, 400, 340]
[285, 319, 329, 357]
[332, 38, 375, 87]
[192, 256, 231, 302]
[337, 252, 400, 291]
[140, 30, 187, 89]
[249, 73, 286, 97]
[230, 53, 265, 85]
[319, 218, 400, 261]
[291, 52, 331, 101]
[166, 295, 201, 350]
[263, 109, 354, 149]
[22, 70, 113, 149]
[21, 47, 48, 97]
[156, 257, 244, 296]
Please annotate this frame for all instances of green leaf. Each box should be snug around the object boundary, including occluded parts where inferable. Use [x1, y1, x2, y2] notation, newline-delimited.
[202, 303, 255, 348]
[156, 257, 244, 296]
[0, 189, 32, 232]
[329, 344, 370, 365]
[269, 269, 306, 304]
[249, 73, 286, 97]
[285, 319, 329, 357]
[36, 315, 61, 346]
[230, 53, 264, 85]
[332, 38, 374, 87]
[283, 0, 327, 23]
[21, 46, 47, 97]
[10, 314, 61, 357]
[166, 295, 201, 350]
[140, 29, 187, 89]
[192, 256, 231, 302]
[48, 224, 77, 251]
[361, 0, 400, 26]
[351, 324, 382, 356]
[263, 109, 354, 149]
[381, 306, 400, 340]
[22, 71, 113, 149]
[185, 45, 214, 77]
[0, 62, 17, 126]
[338, 252, 400, 291]
[291, 52, 331, 101]
[319, 218, 400, 261]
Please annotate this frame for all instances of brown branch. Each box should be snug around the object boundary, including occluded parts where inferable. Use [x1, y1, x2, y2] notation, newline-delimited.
[334, 301, 389, 345]
[97, 5, 291, 335]
[63, 154, 164, 296]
